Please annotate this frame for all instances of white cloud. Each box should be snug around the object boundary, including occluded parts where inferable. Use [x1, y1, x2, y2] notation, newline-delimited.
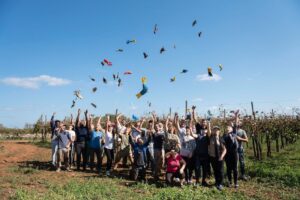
[192, 98, 203, 102]
[1, 75, 71, 89]
[196, 73, 222, 82]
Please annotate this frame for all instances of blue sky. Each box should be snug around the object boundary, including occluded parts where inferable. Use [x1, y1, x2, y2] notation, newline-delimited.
[1, 0, 300, 128]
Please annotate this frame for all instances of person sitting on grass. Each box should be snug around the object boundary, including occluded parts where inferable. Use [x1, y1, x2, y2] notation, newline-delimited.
[129, 133, 152, 182]
[165, 149, 186, 187]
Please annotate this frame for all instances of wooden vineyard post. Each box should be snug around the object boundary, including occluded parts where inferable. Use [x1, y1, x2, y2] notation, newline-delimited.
[251, 101, 262, 160]
[185, 100, 188, 119]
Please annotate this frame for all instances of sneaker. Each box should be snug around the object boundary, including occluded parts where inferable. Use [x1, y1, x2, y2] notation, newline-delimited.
[188, 180, 193, 185]
[227, 182, 233, 188]
[216, 185, 223, 191]
[241, 175, 248, 181]
[56, 168, 61, 172]
[66, 168, 72, 172]
[234, 184, 239, 189]
[201, 182, 209, 187]
[106, 171, 111, 176]
[174, 178, 180, 183]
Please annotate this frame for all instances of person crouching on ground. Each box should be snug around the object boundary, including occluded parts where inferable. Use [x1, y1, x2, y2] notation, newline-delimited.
[165, 149, 186, 187]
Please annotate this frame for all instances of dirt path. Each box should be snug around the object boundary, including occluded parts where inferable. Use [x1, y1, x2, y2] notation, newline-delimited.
[0, 141, 49, 176]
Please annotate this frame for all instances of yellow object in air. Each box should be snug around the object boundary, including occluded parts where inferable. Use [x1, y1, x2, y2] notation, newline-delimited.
[136, 93, 142, 99]
[141, 77, 147, 84]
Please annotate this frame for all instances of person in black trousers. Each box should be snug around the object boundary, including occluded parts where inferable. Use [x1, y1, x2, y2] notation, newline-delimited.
[223, 123, 239, 188]
[207, 124, 227, 191]
[191, 106, 210, 186]
[75, 109, 90, 171]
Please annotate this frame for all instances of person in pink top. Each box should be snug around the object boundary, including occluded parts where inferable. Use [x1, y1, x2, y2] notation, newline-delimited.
[165, 149, 186, 186]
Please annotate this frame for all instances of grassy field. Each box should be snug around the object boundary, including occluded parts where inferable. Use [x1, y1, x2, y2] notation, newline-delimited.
[1, 140, 299, 200]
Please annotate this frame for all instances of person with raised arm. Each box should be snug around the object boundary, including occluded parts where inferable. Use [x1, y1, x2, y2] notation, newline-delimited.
[233, 110, 249, 181]
[144, 113, 155, 174]
[129, 131, 152, 182]
[207, 122, 227, 190]
[175, 114, 196, 185]
[67, 114, 76, 168]
[50, 112, 60, 168]
[103, 115, 115, 176]
[164, 115, 180, 154]
[114, 114, 133, 170]
[152, 118, 166, 181]
[75, 109, 89, 171]
[190, 106, 210, 186]
[88, 115, 105, 175]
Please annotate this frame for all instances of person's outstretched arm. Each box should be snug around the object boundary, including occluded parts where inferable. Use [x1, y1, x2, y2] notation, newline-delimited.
[84, 110, 89, 128]
[76, 109, 81, 128]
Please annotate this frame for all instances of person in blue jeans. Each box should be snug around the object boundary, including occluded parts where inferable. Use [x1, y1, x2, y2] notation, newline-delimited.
[129, 133, 152, 182]
[233, 110, 249, 180]
[50, 112, 60, 168]
[88, 115, 105, 174]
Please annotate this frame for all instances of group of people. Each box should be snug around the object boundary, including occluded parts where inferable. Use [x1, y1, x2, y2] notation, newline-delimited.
[50, 107, 248, 190]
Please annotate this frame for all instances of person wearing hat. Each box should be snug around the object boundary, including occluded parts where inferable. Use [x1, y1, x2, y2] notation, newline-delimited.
[223, 123, 239, 188]
[208, 124, 227, 190]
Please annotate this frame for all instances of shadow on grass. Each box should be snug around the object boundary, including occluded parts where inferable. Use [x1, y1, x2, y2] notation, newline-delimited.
[18, 160, 53, 171]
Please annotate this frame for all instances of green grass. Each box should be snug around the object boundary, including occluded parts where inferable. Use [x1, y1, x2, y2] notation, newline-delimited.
[11, 178, 249, 200]
[245, 140, 300, 187]
[8, 140, 300, 200]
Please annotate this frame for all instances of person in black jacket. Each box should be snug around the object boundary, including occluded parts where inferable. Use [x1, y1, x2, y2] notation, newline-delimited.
[191, 106, 210, 186]
[75, 109, 90, 171]
[208, 124, 227, 191]
[223, 123, 239, 188]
